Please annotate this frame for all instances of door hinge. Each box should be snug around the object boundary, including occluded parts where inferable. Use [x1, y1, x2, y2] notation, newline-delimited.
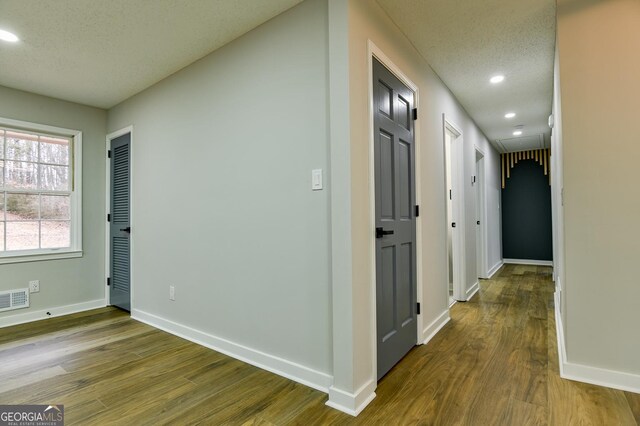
[415, 205, 420, 217]
[107, 277, 111, 286]
[416, 302, 421, 315]
[108, 150, 112, 158]
[107, 214, 111, 222]
[412, 108, 418, 121]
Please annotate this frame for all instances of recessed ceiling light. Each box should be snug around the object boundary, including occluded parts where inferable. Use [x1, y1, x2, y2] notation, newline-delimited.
[0, 29, 19, 43]
[505, 112, 516, 119]
[513, 130, 523, 136]
[490, 75, 505, 84]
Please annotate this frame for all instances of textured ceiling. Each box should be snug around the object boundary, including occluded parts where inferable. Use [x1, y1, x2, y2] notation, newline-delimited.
[376, 0, 556, 152]
[0, 0, 302, 108]
[0, 0, 555, 150]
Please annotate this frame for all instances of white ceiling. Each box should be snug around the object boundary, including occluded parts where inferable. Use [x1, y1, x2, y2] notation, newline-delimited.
[0, 0, 302, 109]
[377, 0, 556, 152]
[0, 0, 555, 152]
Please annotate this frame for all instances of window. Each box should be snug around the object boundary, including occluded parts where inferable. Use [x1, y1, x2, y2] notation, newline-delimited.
[0, 118, 82, 263]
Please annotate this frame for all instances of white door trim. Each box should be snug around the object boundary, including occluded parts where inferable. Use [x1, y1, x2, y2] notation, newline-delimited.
[475, 147, 488, 279]
[443, 117, 467, 302]
[367, 40, 422, 387]
[105, 126, 134, 310]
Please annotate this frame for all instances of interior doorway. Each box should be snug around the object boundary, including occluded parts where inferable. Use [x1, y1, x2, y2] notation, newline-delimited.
[444, 120, 464, 303]
[372, 57, 418, 380]
[475, 149, 487, 279]
[106, 128, 132, 312]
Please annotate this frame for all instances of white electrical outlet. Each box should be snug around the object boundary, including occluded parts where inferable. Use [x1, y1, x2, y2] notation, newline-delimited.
[29, 280, 40, 293]
[169, 285, 175, 301]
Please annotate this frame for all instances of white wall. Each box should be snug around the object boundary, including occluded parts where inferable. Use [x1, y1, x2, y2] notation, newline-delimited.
[551, 43, 565, 319]
[0, 86, 107, 325]
[108, 0, 333, 384]
[340, 0, 502, 406]
[556, 0, 640, 387]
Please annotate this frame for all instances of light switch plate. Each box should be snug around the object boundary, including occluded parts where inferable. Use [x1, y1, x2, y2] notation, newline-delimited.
[312, 169, 323, 190]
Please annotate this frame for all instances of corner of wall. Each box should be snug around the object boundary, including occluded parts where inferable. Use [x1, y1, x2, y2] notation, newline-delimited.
[326, 380, 377, 416]
[554, 291, 640, 394]
[421, 309, 450, 345]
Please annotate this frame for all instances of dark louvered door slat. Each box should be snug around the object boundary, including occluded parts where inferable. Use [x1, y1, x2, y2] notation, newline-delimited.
[110, 134, 131, 311]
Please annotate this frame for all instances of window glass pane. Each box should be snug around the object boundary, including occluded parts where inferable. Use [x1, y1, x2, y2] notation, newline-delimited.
[6, 221, 39, 251]
[6, 193, 39, 220]
[41, 195, 70, 220]
[6, 133, 38, 162]
[40, 139, 69, 165]
[41, 221, 70, 249]
[39, 165, 69, 191]
[0, 126, 77, 257]
[5, 161, 38, 190]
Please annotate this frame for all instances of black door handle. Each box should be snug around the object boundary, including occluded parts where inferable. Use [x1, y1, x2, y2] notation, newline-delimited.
[477, 221, 480, 225]
[452, 222, 456, 228]
[120, 227, 131, 233]
[376, 227, 394, 238]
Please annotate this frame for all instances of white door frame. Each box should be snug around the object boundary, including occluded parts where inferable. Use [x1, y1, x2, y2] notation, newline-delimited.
[367, 41, 423, 386]
[105, 126, 134, 309]
[475, 147, 488, 279]
[443, 118, 466, 302]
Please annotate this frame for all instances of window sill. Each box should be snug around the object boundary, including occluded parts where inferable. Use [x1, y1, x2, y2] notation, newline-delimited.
[0, 250, 83, 265]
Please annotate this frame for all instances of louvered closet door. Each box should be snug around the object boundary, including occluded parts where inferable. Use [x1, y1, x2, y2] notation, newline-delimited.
[110, 133, 131, 311]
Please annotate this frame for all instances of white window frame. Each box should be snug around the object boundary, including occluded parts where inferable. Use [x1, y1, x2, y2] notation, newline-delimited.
[0, 116, 82, 264]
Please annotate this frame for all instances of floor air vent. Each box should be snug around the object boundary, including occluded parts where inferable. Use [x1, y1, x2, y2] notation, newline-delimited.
[0, 288, 30, 313]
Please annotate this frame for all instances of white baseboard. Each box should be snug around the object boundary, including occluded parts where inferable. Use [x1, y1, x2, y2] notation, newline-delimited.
[487, 260, 504, 278]
[466, 281, 479, 301]
[503, 258, 553, 266]
[326, 379, 376, 416]
[0, 299, 106, 329]
[554, 292, 640, 394]
[422, 309, 450, 345]
[132, 309, 333, 394]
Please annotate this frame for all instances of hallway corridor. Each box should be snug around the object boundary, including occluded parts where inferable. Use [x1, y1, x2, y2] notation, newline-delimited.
[333, 265, 640, 425]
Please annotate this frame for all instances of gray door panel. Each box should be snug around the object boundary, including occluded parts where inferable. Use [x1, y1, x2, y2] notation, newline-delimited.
[373, 58, 417, 380]
[110, 133, 131, 312]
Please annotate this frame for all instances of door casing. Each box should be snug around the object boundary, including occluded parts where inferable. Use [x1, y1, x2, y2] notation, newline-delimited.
[105, 126, 134, 310]
[367, 41, 423, 386]
[443, 118, 467, 302]
[475, 148, 488, 279]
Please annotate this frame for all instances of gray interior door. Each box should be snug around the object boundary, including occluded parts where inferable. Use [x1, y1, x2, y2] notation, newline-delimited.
[110, 133, 131, 312]
[373, 58, 417, 380]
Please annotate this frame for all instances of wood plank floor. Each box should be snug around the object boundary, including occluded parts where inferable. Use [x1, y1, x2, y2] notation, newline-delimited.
[0, 265, 638, 425]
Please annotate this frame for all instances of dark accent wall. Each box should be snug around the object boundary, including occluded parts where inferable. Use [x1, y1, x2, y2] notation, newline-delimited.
[502, 159, 553, 261]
